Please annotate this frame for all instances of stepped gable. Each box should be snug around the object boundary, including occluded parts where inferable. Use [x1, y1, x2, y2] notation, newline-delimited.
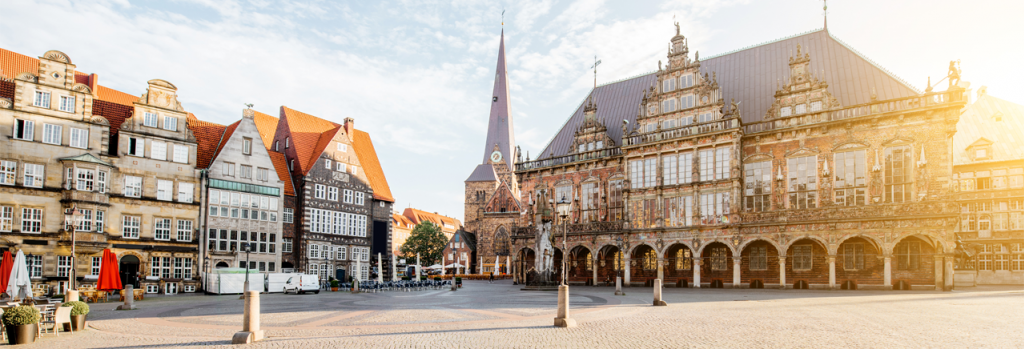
[352, 129, 395, 202]
[186, 113, 226, 169]
[537, 29, 919, 159]
[953, 93, 1024, 165]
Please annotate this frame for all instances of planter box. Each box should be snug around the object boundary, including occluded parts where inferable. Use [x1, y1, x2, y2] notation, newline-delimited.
[6, 323, 37, 345]
[64, 314, 87, 331]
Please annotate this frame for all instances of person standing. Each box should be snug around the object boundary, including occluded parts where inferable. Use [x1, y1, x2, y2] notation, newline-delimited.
[489, 272, 494, 284]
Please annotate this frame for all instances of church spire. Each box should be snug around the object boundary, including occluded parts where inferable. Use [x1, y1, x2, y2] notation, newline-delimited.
[482, 29, 516, 168]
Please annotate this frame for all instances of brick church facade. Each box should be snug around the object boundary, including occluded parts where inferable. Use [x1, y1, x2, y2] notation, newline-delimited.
[467, 25, 968, 290]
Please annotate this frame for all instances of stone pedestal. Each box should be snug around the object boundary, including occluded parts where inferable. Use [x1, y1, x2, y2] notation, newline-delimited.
[653, 279, 667, 306]
[954, 270, 976, 287]
[117, 285, 136, 310]
[614, 276, 625, 296]
[883, 256, 892, 289]
[553, 285, 577, 328]
[232, 291, 264, 344]
[66, 290, 79, 303]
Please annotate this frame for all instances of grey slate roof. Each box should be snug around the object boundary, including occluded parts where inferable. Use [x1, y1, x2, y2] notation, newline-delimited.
[465, 163, 498, 182]
[536, 29, 921, 159]
[952, 93, 1024, 165]
[481, 29, 517, 168]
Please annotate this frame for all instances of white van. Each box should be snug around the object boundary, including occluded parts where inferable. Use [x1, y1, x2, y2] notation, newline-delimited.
[283, 274, 320, 294]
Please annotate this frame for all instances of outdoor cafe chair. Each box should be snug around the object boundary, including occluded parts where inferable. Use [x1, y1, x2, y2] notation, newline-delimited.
[42, 306, 73, 336]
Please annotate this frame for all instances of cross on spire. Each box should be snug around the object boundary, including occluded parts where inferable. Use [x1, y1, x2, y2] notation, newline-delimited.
[590, 56, 602, 89]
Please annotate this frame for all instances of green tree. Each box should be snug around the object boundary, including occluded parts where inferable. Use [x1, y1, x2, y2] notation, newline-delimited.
[399, 222, 448, 266]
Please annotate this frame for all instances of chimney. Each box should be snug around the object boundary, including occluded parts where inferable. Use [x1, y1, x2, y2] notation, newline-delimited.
[343, 117, 354, 135]
[89, 73, 99, 94]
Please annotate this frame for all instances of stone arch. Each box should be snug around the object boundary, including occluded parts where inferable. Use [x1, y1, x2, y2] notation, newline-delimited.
[72, 83, 92, 94]
[629, 241, 658, 256]
[737, 237, 784, 257]
[659, 240, 695, 258]
[43, 50, 71, 63]
[783, 235, 831, 253]
[117, 250, 144, 263]
[832, 141, 869, 152]
[890, 233, 945, 255]
[15, 72, 37, 82]
[696, 237, 738, 256]
[742, 153, 773, 163]
[834, 234, 884, 255]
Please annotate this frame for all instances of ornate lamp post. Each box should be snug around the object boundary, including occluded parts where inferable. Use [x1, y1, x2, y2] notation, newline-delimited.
[615, 235, 624, 296]
[242, 242, 252, 293]
[63, 205, 83, 294]
[556, 195, 571, 285]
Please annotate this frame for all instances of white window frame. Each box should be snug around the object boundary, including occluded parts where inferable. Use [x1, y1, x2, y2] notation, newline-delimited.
[154, 218, 172, 241]
[223, 162, 235, 176]
[336, 162, 347, 172]
[163, 116, 177, 131]
[343, 189, 353, 204]
[240, 165, 252, 179]
[24, 164, 44, 188]
[121, 215, 140, 239]
[42, 124, 62, 145]
[90, 257, 102, 276]
[143, 112, 158, 127]
[13, 119, 34, 141]
[326, 159, 332, 169]
[0, 206, 12, 232]
[177, 182, 194, 203]
[59, 95, 75, 112]
[0, 161, 16, 185]
[314, 184, 326, 199]
[242, 138, 252, 155]
[337, 143, 347, 152]
[34, 91, 51, 108]
[70, 128, 88, 149]
[124, 176, 142, 198]
[127, 137, 143, 156]
[26, 255, 42, 278]
[328, 187, 338, 201]
[76, 167, 94, 191]
[283, 208, 293, 223]
[355, 192, 364, 205]
[157, 180, 173, 201]
[172, 144, 188, 163]
[21, 208, 42, 233]
[151, 141, 167, 161]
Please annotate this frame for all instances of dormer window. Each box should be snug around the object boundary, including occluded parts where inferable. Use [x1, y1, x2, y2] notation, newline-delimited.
[163, 116, 178, 131]
[975, 148, 987, 159]
[587, 142, 595, 151]
[810, 101, 823, 112]
[578, 144, 585, 153]
[780, 107, 792, 117]
[596, 141, 604, 149]
[663, 78, 676, 92]
[795, 104, 807, 114]
[680, 74, 694, 88]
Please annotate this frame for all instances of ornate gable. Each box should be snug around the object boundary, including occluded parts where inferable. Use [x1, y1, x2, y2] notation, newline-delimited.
[764, 44, 840, 121]
[569, 97, 615, 153]
[484, 181, 522, 214]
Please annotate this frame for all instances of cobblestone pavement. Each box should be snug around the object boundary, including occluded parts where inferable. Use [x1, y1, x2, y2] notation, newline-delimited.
[16, 281, 1024, 348]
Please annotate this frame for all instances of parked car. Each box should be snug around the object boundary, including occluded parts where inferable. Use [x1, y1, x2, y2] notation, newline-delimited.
[282, 274, 320, 294]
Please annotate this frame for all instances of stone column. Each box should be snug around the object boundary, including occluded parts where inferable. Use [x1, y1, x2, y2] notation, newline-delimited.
[732, 258, 741, 288]
[653, 279, 667, 306]
[624, 254, 631, 286]
[692, 259, 701, 288]
[615, 276, 624, 296]
[554, 284, 577, 327]
[944, 256, 954, 291]
[232, 290, 264, 344]
[883, 256, 892, 289]
[828, 255, 836, 290]
[592, 256, 599, 286]
[778, 257, 786, 289]
[117, 284, 136, 310]
[933, 256, 944, 289]
[657, 258, 665, 281]
[66, 290, 80, 303]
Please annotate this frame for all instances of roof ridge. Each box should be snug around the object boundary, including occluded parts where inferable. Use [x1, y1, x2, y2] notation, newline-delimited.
[702, 28, 824, 61]
[826, 32, 922, 94]
[597, 71, 657, 88]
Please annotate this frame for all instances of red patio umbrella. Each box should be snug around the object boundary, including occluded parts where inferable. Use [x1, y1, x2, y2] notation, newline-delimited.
[0, 250, 12, 295]
[97, 249, 122, 291]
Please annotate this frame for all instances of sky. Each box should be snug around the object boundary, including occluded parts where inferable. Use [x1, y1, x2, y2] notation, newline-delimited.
[3, 0, 1022, 221]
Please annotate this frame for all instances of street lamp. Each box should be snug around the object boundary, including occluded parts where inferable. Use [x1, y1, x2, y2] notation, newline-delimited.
[556, 195, 571, 285]
[63, 205, 85, 294]
[615, 235, 624, 296]
[242, 242, 252, 293]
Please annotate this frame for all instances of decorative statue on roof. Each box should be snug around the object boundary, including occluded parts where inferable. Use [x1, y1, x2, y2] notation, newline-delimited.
[675, 21, 680, 35]
[948, 60, 961, 88]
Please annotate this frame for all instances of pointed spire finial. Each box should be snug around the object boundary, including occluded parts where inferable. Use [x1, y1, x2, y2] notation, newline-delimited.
[591, 56, 602, 89]
[502, 8, 505, 26]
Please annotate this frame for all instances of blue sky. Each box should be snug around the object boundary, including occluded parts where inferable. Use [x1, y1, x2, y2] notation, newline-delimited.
[3, 0, 1022, 221]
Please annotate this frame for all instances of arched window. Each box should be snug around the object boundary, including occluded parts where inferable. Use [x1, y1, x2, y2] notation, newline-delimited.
[675, 249, 692, 270]
[641, 249, 657, 270]
[493, 227, 510, 256]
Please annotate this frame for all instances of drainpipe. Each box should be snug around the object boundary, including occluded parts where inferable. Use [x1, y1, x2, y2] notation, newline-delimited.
[199, 168, 209, 290]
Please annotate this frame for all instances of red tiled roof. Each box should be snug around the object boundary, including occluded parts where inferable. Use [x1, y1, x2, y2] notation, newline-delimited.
[352, 129, 394, 202]
[92, 100, 134, 155]
[0, 80, 13, 100]
[392, 214, 414, 230]
[403, 208, 460, 230]
[279, 106, 341, 175]
[186, 113, 226, 169]
[268, 151, 295, 196]
[209, 120, 240, 167]
[95, 85, 139, 106]
[252, 110, 279, 150]
[0, 48, 38, 80]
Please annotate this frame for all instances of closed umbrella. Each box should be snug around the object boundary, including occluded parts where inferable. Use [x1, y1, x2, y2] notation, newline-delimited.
[97, 249, 122, 292]
[0, 250, 13, 295]
[7, 250, 31, 300]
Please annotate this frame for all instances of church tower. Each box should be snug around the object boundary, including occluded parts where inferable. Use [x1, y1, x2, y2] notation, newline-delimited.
[464, 30, 521, 266]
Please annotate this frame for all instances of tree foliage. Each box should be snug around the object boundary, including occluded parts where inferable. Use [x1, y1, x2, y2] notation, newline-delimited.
[399, 222, 448, 266]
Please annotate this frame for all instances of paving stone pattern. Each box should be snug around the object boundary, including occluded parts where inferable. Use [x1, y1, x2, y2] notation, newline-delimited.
[19, 281, 1024, 348]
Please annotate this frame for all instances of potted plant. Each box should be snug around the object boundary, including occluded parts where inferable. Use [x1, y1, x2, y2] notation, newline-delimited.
[329, 279, 339, 292]
[455, 277, 462, 288]
[434, 277, 441, 282]
[3, 305, 40, 344]
[62, 301, 90, 331]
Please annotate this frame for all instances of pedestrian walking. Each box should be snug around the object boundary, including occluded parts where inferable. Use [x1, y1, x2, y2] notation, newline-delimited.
[489, 272, 494, 283]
